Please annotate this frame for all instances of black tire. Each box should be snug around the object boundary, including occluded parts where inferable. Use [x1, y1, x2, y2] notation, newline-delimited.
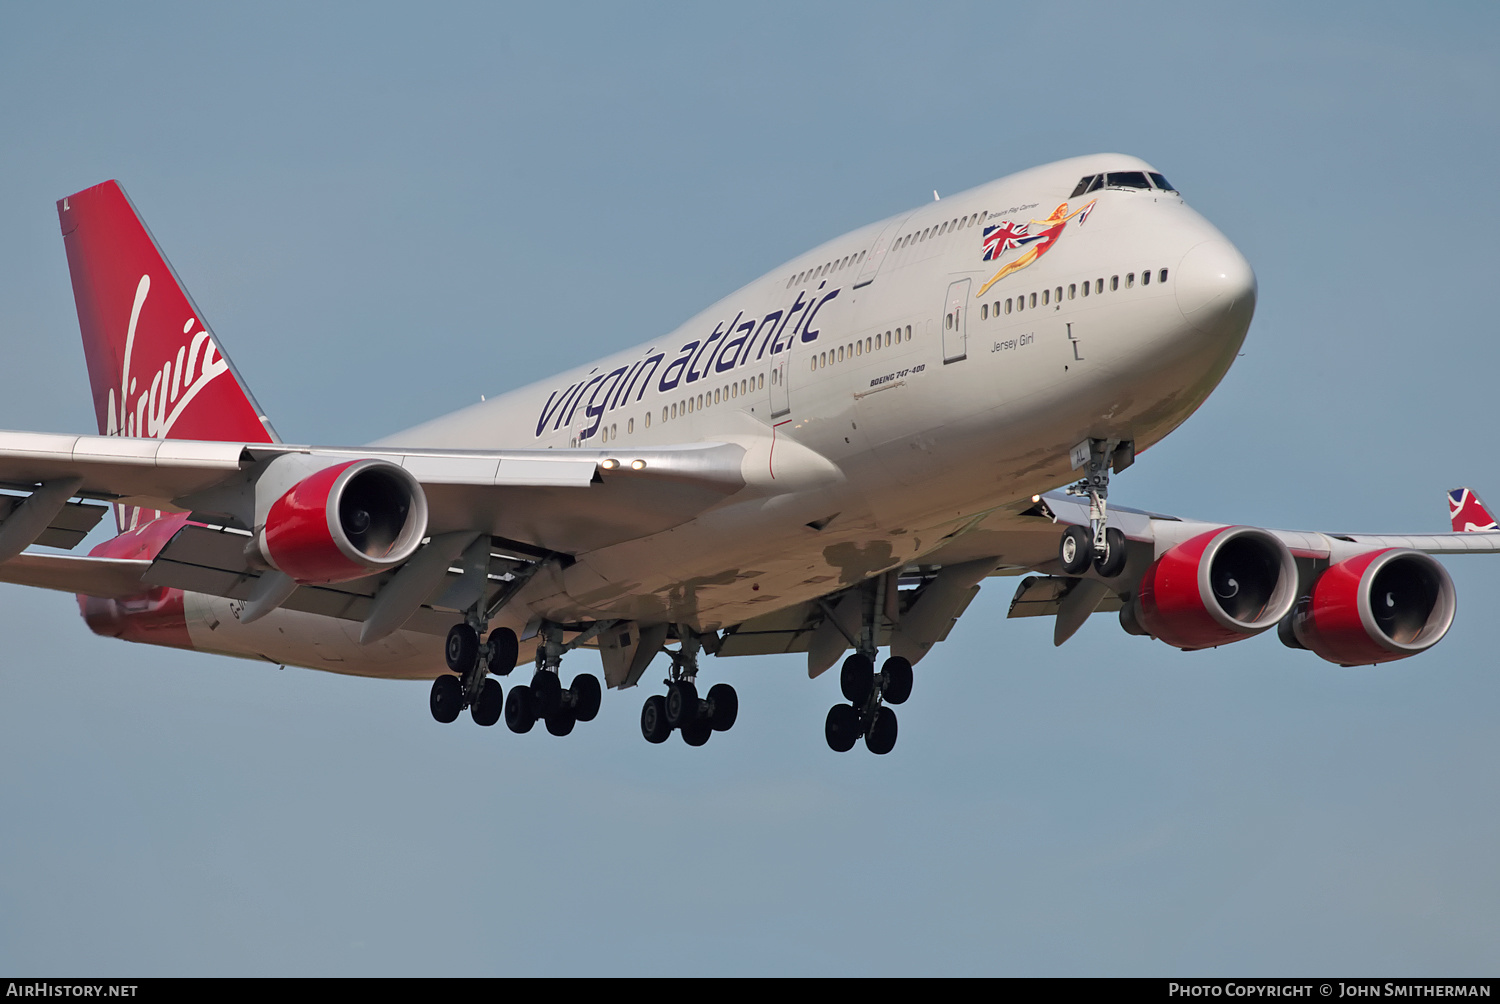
[531, 670, 563, 717]
[681, 721, 712, 746]
[880, 656, 913, 705]
[1059, 525, 1093, 575]
[430, 674, 463, 724]
[865, 706, 898, 755]
[664, 680, 699, 728]
[504, 684, 536, 734]
[1095, 527, 1128, 578]
[641, 695, 671, 744]
[470, 677, 503, 727]
[487, 627, 520, 676]
[545, 712, 576, 737]
[707, 683, 738, 731]
[840, 653, 875, 704]
[825, 703, 860, 753]
[570, 673, 602, 722]
[445, 623, 481, 674]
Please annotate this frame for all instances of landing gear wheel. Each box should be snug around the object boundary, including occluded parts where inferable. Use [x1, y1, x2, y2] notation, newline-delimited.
[430, 674, 463, 724]
[1059, 525, 1093, 575]
[681, 721, 712, 746]
[707, 683, 738, 732]
[470, 677, 503, 726]
[880, 656, 913, 705]
[840, 653, 874, 703]
[531, 671, 563, 717]
[641, 695, 671, 744]
[545, 712, 576, 737]
[865, 706, 898, 755]
[445, 623, 480, 674]
[570, 674, 602, 723]
[504, 684, 537, 733]
[1094, 527, 1128, 578]
[825, 703, 860, 753]
[664, 680, 699, 728]
[487, 627, 520, 676]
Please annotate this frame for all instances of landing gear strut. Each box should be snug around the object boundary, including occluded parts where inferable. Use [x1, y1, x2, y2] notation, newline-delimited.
[429, 614, 520, 727]
[502, 621, 603, 736]
[640, 628, 738, 747]
[1059, 438, 1131, 578]
[824, 575, 911, 755]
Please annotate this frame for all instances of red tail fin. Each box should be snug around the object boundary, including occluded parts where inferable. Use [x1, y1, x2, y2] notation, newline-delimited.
[58, 181, 279, 531]
[57, 181, 278, 446]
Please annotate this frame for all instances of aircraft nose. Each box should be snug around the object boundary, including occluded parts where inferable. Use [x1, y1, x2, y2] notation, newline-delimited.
[1175, 239, 1257, 335]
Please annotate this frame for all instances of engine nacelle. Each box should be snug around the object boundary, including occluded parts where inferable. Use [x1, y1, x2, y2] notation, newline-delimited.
[1290, 548, 1455, 666]
[1137, 526, 1299, 649]
[257, 459, 428, 584]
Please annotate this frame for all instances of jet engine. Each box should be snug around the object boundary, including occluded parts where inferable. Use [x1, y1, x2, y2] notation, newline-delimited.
[1285, 548, 1455, 666]
[256, 459, 428, 584]
[1136, 526, 1299, 649]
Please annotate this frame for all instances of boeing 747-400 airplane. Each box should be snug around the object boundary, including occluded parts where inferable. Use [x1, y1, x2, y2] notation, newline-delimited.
[2, 154, 1491, 754]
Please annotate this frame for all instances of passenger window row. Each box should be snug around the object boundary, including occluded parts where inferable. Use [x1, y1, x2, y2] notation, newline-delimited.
[787, 250, 868, 289]
[659, 374, 766, 423]
[809, 325, 914, 371]
[978, 268, 1170, 319]
[784, 210, 992, 288]
[890, 212, 986, 257]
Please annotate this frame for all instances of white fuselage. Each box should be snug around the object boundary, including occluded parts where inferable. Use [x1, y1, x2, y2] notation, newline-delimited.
[180, 153, 1257, 678]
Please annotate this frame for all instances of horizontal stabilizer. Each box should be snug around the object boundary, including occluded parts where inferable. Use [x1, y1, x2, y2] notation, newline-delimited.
[1448, 487, 1497, 532]
[0, 552, 150, 599]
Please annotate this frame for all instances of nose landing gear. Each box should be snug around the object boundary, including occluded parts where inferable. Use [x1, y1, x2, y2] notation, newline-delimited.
[1058, 437, 1133, 578]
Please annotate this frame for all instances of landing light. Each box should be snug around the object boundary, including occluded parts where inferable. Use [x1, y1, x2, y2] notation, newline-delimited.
[1032, 495, 1041, 503]
[601, 458, 619, 470]
[631, 459, 647, 471]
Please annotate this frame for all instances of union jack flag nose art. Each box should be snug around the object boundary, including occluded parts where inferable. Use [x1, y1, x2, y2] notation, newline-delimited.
[1448, 488, 1498, 532]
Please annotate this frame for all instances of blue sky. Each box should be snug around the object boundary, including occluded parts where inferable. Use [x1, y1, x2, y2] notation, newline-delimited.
[1, 1, 1497, 975]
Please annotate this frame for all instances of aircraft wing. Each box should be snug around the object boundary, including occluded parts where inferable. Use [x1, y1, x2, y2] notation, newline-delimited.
[735, 487, 1500, 675]
[0, 430, 752, 555]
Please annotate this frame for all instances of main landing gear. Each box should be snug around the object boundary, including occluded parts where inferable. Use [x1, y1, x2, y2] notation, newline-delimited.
[640, 629, 738, 747]
[502, 622, 603, 736]
[825, 652, 911, 755]
[823, 573, 912, 755]
[1057, 437, 1133, 579]
[429, 618, 521, 727]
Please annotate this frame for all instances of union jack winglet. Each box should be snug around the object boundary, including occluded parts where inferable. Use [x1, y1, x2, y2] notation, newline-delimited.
[1447, 488, 1498, 532]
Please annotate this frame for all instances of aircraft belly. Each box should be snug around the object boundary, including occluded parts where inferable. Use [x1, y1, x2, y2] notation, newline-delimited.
[182, 591, 442, 679]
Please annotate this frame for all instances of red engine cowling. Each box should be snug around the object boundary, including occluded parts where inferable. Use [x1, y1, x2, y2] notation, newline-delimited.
[1290, 548, 1455, 666]
[1137, 526, 1299, 649]
[258, 459, 428, 584]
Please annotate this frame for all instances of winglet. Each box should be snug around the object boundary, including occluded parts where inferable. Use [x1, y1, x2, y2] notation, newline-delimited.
[1447, 488, 1497, 532]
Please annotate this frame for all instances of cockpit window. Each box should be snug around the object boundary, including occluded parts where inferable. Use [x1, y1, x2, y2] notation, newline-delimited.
[1072, 171, 1178, 196]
